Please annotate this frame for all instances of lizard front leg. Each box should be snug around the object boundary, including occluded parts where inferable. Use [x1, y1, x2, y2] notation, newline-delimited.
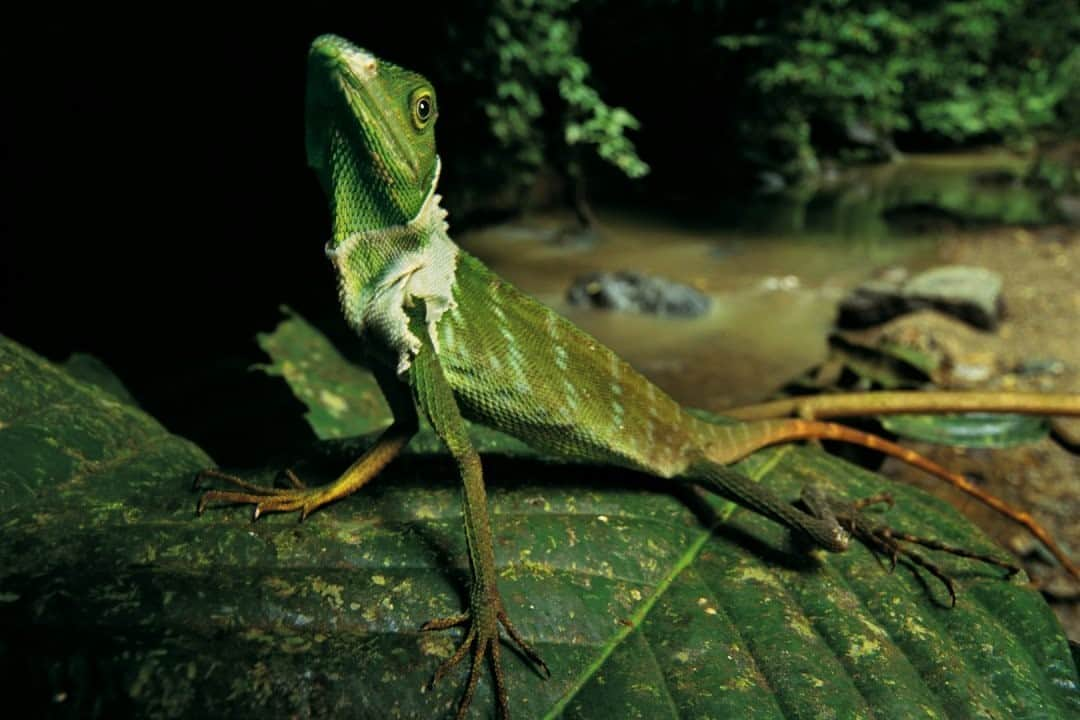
[195, 368, 418, 520]
[409, 324, 548, 719]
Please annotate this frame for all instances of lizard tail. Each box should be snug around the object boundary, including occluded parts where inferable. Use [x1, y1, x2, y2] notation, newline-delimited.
[704, 419, 955, 479]
[702, 418, 1080, 580]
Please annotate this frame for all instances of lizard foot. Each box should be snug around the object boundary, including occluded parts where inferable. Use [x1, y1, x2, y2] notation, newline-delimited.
[194, 468, 333, 520]
[833, 492, 1020, 606]
[195, 426, 413, 521]
[422, 599, 549, 720]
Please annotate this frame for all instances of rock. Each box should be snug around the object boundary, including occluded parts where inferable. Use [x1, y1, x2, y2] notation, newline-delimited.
[835, 278, 910, 328]
[902, 265, 1004, 331]
[566, 271, 711, 318]
[827, 310, 1008, 389]
[845, 119, 880, 146]
[837, 265, 1004, 331]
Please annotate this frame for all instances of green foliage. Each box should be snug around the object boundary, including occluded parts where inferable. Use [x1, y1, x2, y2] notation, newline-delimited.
[717, 0, 1080, 178]
[424, 1, 1077, 206]
[462, 0, 647, 197]
[1028, 139, 1080, 194]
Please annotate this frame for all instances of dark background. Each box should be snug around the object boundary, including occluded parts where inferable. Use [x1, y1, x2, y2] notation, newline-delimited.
[2, 12, 459, 462]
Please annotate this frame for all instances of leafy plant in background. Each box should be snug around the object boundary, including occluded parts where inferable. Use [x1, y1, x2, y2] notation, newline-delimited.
[449, 0, 647, 213]
[421, 0, 1080, 211]
[716, 0, 1080, 180]
[438, 0, 1077, 208]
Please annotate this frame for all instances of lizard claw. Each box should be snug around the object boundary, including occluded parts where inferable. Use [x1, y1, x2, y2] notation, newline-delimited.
[194, 467, 329, 520]
[422, 599, 548, 719]
[833, 496, 1019, 607]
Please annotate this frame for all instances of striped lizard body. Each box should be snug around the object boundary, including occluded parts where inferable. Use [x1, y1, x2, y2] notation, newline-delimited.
[436, 249, 973, 551]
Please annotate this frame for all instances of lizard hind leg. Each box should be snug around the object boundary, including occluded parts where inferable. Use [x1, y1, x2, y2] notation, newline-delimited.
[691, 462, 851, 552]
[806, 487, 1020, 606]
[693, 459, 1018, 604]
[729, 419, 1080, 581]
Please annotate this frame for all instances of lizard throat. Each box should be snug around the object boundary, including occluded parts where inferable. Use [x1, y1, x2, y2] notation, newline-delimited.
[325, 157, 459, 377]
[325, 156, 449, 262]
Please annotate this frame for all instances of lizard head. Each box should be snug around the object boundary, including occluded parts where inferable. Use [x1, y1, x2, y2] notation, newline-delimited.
[306, 35, 439, 243]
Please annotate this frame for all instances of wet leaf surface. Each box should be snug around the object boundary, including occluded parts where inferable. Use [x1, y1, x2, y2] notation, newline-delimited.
[1, 328, 1077, 719]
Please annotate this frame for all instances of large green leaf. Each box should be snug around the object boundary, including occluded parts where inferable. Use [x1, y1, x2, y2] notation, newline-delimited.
[880, 413, 1051, 449]
[255, 307, 392, 439]
[1, 328, 1077, 719]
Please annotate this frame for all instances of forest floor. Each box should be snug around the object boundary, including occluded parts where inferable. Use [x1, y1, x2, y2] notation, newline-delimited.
[879, 223, 1080, 642]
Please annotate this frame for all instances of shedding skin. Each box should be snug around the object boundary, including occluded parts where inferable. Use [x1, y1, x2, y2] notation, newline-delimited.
[192, 34, 1077, 719]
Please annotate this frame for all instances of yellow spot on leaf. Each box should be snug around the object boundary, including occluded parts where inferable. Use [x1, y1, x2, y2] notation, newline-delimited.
[414, 506, 439, 520]
[311, 577, 345, 610]
[264, 576, 298, 598]
[734, 565, 783, 590]
[847, 636, 881, 660]
[788, 612, 815, 640]
[515, 548, 556, 578]
[903, 615, 933, 641]
[319, 389, 348, 417]
[858, 616, 888, 638]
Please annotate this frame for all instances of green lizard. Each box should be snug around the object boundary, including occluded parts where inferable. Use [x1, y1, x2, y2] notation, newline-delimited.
[197, 35, 1051, 718]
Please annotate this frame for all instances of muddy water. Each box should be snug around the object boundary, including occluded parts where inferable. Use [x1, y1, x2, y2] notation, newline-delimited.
[457, 151, 1043, 411]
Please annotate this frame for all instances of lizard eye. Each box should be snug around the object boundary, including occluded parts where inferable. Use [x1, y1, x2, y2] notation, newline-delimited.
[411, 89, 434, 129]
